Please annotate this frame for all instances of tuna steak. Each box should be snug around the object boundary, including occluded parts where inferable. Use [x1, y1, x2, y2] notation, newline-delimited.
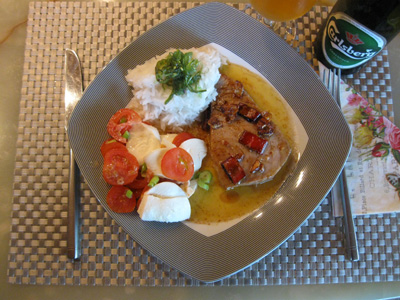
[208, 74, 291, 190]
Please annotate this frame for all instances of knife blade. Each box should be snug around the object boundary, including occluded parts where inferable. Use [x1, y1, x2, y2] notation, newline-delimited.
[64, 49, 83, 260]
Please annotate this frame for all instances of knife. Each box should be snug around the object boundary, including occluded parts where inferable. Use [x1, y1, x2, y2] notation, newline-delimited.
[64, 49, 83, 260]
[319, 63, 359, 261]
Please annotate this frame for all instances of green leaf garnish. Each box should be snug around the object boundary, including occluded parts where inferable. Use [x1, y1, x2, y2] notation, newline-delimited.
[155, 50, 206, 104]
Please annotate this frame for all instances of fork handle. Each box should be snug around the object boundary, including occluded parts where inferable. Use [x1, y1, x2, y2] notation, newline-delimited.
[67, 147, 82, 260]
[339, 168, 359, 261]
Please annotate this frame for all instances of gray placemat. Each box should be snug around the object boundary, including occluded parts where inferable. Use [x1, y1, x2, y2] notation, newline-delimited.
[7, 1, 399, 286]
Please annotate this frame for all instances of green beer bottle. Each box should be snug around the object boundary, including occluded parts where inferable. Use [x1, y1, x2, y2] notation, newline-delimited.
[314, 0, 400, 74]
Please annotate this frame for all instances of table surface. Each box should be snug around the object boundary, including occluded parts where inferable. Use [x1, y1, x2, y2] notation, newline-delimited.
[1, 1, 400, 299]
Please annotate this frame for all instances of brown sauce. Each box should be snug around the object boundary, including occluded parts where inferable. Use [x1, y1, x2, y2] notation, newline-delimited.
[188, 63, 298, 224]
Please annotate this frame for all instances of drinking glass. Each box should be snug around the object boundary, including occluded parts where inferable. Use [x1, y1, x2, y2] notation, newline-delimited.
[250, 0, 317, 43]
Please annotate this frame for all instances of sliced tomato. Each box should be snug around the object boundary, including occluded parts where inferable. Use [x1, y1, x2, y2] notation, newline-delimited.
[131, 188, 144, 201]
[103, 148, 139, 185]
[106, 186, 136, 213]
[100, 138, 126, 157]
[172, 132, 195, 147]
[126, 171, 151, 190]
[161, 148, 194, 182]
[126, 174, 148, 190]
[107, 108, 142, 143]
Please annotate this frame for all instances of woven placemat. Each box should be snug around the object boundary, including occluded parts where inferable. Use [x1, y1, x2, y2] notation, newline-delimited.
[7, 1, 399, 286]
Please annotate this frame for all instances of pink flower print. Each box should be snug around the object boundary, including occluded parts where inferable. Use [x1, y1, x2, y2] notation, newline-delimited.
[374, 116, 385, 132]
[347, 93, 368, 107]
[363, 106, 374, 115]
[371, 142, 390, 157]
[366, 115, 375, 128]
[383, 117, 400, 151]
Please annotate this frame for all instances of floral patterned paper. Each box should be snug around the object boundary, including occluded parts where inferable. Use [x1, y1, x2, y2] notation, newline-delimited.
[335, 80, 400, 216]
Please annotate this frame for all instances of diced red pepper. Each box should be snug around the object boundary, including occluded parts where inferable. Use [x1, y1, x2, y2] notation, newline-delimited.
[238, 130, 268, 154]
[221, 156, 246, 184]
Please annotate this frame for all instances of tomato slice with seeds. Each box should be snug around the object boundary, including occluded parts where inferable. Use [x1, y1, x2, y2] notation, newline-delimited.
[126, 169, 154, 190]
[107, 108, 142, 143]
[106, 185, 136, 213]
[161, 148, 194, 182]
[100, 138, 126, 157]
[172, 132, 194, 147]
[103, 148, 139, 185]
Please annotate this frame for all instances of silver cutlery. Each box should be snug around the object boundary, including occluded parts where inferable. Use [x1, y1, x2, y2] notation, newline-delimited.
[64, 49, 83, 260]
[323, 68, 360, 261]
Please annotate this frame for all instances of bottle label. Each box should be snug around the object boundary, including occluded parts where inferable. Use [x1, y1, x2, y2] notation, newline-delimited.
[322, 12, 387, 69]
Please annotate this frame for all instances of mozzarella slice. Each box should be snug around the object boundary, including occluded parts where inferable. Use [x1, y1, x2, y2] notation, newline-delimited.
[160, 134, 177, 149]
[180, 138, 207, 172]
[181, 180, 198, 197]
[146, 181, 187, 198]
[144, 148, 169, 177]
[138, 182, 191, 222]
[126, 122, 161, 165]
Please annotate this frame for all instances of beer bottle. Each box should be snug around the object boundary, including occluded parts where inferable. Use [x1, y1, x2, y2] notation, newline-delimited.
[314, 0, 400, 74]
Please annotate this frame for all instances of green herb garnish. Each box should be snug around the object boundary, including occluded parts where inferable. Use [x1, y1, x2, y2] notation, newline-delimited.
[155, 49, 206, 104]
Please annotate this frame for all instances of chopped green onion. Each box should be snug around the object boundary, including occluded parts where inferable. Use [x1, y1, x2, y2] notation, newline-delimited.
[198, 171, 212, 184]
[148, 176, 159, 187]
[119, 117, 127, 123]
[106, 139, 117, 144]
[125, 189, 133, 199]
[122, 130, 130, 140]
[196, 170, 213, 191]
[197, 180, 209, 191]
[140, 163, 147, 177]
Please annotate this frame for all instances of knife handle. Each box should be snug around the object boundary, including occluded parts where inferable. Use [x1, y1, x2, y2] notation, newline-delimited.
[67, 146, 82, 260]
[339, 168, 359, 261]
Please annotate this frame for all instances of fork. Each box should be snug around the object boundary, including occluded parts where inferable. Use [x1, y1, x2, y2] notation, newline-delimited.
[323, 68, 360, 261]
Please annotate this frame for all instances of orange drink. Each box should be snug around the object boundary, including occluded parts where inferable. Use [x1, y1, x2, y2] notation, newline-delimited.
[250, 0, 317, 22]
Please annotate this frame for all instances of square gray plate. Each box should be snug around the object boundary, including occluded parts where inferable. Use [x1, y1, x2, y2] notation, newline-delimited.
[68, 2, 351, 282]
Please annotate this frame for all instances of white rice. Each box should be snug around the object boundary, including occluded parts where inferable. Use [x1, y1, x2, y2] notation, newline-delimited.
[125, 45, 226, 131]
